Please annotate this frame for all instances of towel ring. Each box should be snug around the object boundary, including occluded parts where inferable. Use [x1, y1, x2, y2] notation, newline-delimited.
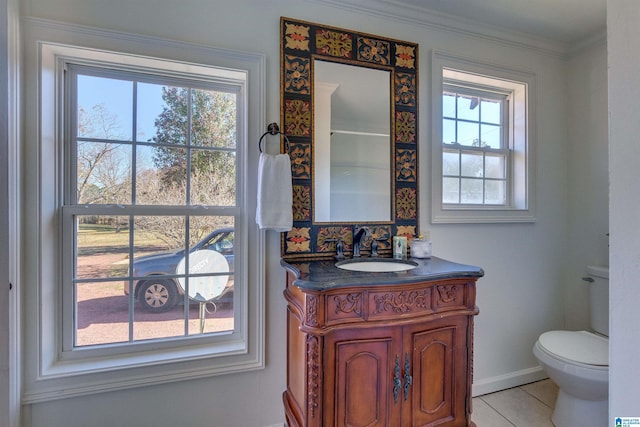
[258, 122, 290, 153]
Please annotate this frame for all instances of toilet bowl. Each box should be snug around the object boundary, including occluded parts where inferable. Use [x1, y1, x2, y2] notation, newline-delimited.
[533, 331, 608, 427]
[533, 266, 609, 427]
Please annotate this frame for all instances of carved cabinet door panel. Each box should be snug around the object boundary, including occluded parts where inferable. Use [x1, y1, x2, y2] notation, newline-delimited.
[325, 328, 403, 427]
[402, 318, 469, 427]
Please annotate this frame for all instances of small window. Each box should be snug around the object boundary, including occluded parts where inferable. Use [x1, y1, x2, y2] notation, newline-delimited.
[431, 52, 536, 223]
[442, 85, 509, 205]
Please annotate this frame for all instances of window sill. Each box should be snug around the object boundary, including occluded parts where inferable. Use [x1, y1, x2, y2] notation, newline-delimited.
[432, 206, 537, 224]
[23, 337, 263, 403]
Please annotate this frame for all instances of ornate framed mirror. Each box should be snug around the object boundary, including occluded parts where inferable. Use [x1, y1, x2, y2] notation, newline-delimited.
[280, 17, 419, 259]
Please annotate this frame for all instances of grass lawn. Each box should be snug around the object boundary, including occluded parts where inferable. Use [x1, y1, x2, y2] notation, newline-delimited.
[77, 224, 167, 255]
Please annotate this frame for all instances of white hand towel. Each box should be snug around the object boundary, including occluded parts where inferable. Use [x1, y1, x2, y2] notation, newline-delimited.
[256, 152, 293, 231]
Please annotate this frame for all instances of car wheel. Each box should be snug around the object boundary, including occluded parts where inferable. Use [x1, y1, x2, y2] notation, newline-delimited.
[137, 279, 178, 312]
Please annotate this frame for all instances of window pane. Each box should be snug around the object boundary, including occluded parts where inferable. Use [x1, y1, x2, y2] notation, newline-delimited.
[76, 280, 130, 346]
[190, 150, 236, 206]
[457, 94, 479, 121]
[461, 152, 484, 178]
[149, 86, 188, 146]
[442, 118, 456, 144]
[485, 153, 506, 179]
[443, 151, 460, 175]
[481, 98, 501, 125]
[191, 89, 237, 149]
[460, 178, 483, 204]
[442, 92, 456, 118]
[76, 142, 131, 204]
[133, 216, 186, 262]
[136, 146, 187, 205]
[485, 180, 506, 204]
[457, 121, 479, 146]
[75, 215, 130, 280]
[136, 82, 169, 143]
[443, 177, 460, 203]
[77, 75, 133, 141]
[481, 124, 501, 148]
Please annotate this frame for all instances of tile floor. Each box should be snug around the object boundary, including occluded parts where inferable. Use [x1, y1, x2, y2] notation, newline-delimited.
[472, 379, 559, 426]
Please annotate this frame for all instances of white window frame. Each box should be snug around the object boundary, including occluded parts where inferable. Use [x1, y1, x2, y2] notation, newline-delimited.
[431, 51, 537, 223]
[22, 19, 266, 403]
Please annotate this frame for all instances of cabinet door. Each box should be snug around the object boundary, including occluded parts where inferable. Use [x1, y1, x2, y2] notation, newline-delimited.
[325, 328, 402, 427]
[403, 318, 468, 427]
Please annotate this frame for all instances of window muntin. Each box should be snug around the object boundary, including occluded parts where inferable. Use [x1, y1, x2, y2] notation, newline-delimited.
[65, 66, 241, 350]
[442, 85, 509, 206]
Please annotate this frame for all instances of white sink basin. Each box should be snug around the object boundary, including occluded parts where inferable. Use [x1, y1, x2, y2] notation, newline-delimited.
[336, 259, 418, 272]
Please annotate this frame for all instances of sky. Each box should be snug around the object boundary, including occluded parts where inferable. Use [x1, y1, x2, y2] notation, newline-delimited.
[77, 74, 166, 143]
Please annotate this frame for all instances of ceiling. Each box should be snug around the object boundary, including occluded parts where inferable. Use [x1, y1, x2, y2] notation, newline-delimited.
[393, 0, 606, 47]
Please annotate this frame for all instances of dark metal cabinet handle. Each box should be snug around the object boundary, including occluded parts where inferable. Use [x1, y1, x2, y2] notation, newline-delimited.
[393, 355, 401, 404]
[403, 353, 413, 401]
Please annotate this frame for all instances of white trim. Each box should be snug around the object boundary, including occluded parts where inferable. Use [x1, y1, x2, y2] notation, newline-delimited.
[431, 50, 537, 224]
[22, 18, 266, 403]
[307, 0, 569, 58]
[4, 0, 22, 425]
[472, 366, 548, 397]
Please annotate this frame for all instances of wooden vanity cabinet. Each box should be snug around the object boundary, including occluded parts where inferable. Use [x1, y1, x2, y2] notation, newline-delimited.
[282, 268, 479, 427]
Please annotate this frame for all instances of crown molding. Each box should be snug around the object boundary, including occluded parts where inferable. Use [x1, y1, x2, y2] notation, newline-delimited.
[308, 0, 575, 58]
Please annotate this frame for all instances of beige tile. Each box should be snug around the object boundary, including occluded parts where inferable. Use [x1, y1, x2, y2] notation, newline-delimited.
[471, 397, 514, 427]
[480, 387, 554, 427]
[521, 379, 558, 408]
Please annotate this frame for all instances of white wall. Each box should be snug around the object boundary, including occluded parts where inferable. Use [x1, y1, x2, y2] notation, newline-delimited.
[2, 0, 20, 426]
[1, 0, 11, 422]
[566, 42, 609, 330]
[15, 0, 608, 425]
[608, 0, 640, 419]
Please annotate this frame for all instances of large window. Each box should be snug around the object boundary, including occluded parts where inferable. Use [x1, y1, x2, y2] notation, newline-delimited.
[431, 51, 536, 223]
[22, 23, 265, 403]
[65, 67, 239, 348]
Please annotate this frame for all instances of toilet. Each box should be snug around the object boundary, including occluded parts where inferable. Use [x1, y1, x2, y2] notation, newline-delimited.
[533, 265, 609, 427]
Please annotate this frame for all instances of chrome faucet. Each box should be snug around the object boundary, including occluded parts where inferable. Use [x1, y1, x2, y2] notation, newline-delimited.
[352, 226, 370, 258]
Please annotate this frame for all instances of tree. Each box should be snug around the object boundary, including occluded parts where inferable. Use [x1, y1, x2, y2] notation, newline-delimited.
[151, 87, 236, 185]
[134, 85, 238, 248]
[76, 103, 131, 204]
[75, 85, 237, 246]
[135, 168, 234, 248]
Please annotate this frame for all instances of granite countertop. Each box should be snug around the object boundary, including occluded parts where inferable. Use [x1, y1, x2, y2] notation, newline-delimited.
[281, 256, 484, 291]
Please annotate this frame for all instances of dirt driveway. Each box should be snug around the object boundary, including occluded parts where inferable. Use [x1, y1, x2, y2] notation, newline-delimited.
[75, 251, 233, 346]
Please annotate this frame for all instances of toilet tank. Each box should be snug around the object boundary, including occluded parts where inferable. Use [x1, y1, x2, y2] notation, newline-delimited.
[586, 265, 609, 336]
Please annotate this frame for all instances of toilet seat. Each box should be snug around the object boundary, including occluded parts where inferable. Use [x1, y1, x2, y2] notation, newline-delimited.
[538, 330, 608, 367]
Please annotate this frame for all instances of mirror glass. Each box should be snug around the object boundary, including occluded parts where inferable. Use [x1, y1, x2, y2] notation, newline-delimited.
[313, 60, 391, 222]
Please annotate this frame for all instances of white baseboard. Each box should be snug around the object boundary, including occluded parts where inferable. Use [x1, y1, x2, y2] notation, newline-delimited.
[472, 366, 549, 397]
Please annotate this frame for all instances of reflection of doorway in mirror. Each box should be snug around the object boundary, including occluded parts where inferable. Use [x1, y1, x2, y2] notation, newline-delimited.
[314, 60, 391, 222]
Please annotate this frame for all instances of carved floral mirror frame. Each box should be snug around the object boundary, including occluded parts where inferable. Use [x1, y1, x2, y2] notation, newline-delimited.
[280, 17, 419, 259]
